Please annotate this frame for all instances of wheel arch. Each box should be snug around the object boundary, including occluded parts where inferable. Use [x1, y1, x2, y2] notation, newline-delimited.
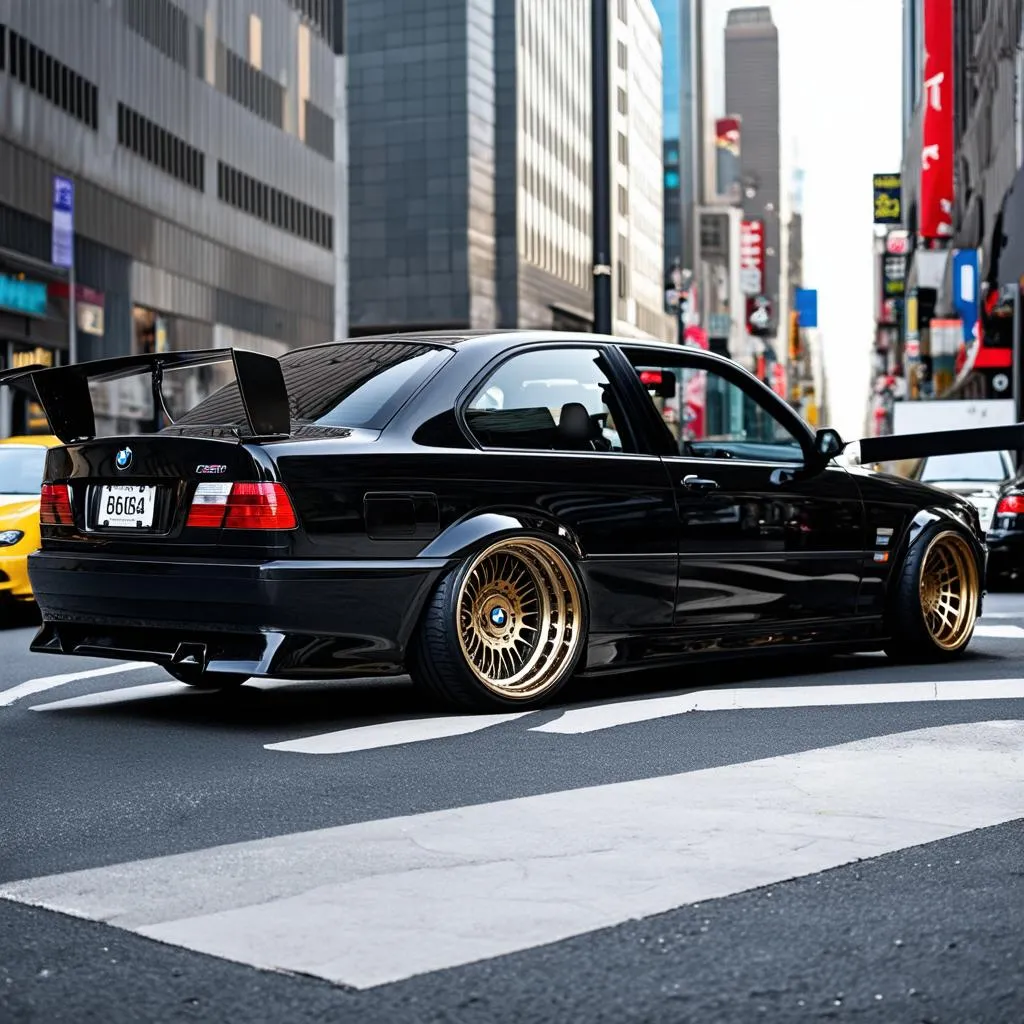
[418, 511, 586, 563]
[886, 506, 986, 610]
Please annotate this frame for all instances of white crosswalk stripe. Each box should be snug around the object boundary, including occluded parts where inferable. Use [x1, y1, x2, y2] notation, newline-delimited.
[2, 721, 1022, 989]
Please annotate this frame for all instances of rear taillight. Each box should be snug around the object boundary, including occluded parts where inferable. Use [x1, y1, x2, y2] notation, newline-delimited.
[40, 484, 73, 526]
[996, 494, 1024, 515]
[186, 482, 297, 530]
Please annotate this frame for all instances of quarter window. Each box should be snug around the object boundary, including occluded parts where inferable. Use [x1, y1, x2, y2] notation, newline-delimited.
[632, 360, 805, 464]
[465, 348, 627, 453]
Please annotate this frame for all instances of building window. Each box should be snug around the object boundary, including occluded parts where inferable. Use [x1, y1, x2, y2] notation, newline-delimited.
[286, 0, 336, 48]
[216, 160, 333, 251]
[222, 43, 285, 128]
[664, 169, 680, 189]
[304, 100, 335, 159]
[617, 131, 629, 165]
[617, 40, 627, 70]
[124, 0, 190, 70]
[617, 0, 628, 23]
[4, 29, 98, 130]
[117, 103, 205, 191]
[617, 87, 628, 115]
[618, 185, 629, 216]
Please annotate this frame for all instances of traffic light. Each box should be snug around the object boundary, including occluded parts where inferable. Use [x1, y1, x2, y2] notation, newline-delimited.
[788, 310, 801, 361]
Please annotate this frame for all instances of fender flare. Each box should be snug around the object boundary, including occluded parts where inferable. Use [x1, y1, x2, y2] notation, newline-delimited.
[887, 506, 987, 607]
[418, 511, 585, 563]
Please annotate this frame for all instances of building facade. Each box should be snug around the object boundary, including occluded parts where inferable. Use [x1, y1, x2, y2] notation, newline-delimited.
[888, 0, 1024, 424]
[346, 0, 672, 341]
[0, 0, 344, 437]
[724, 6, 781, 367]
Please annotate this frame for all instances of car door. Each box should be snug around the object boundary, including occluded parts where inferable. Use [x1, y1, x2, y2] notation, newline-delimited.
[613, 345, 866, 635]
[459, 343, 680, 642]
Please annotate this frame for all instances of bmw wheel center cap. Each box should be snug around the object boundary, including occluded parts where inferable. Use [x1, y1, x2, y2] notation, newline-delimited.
[490, 606, 507, 628]
[115, 447, 133, 470]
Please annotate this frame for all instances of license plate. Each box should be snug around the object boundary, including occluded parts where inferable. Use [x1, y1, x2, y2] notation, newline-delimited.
[96, 485, 157, 529]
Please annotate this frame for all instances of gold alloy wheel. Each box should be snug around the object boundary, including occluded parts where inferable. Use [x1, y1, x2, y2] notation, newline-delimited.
[456, 537, 583, 700]
[918, 530, 980, 651]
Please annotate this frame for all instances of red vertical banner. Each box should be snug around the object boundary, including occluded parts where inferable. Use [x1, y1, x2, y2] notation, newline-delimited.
[920, 0, 954, 238]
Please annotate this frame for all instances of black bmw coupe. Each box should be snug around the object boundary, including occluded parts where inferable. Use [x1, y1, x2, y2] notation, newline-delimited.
[0, 331, 1009, 712]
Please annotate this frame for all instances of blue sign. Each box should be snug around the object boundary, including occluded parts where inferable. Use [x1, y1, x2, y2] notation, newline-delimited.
[0, 273, 48, 317]
[952, 249, 979, 343]
[51, 175, 75, 268]
[795, 288, 818, 328]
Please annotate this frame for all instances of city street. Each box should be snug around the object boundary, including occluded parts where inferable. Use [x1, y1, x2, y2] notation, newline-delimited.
[0, 596, 1022, 1022]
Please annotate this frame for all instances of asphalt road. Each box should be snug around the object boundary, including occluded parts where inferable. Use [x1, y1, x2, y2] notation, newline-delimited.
[2, 596, 1023, 1023]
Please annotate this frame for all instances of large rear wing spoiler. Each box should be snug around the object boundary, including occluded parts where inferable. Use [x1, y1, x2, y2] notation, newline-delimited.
[0, 348, 290, 444]
[849, 422, 1024, 466]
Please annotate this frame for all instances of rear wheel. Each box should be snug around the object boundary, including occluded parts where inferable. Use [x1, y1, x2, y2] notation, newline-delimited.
[884, 526, 981, 662]
[165, 666, 249, 689]
[409, 536, 587, 712]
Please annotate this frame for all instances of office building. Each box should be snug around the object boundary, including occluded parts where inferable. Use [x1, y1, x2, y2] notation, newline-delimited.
[347, 0, 671, 341]
[724, 6, 781, 361]
[0, 0, 344, 437]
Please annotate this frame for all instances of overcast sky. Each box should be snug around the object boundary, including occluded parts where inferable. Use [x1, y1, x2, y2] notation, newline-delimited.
[702, 0, 904, 440]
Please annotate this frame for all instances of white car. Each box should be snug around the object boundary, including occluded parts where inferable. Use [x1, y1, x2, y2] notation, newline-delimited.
[911, 450, 1016, 531]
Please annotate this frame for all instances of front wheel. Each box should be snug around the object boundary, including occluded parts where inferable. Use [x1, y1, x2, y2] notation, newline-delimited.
[165, 666, 250, 690]
[884, 526, 981, 662]
[409, 536, 588, 712]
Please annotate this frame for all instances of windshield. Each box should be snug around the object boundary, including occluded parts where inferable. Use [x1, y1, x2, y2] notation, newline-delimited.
[0, 446, 47, 495]
[918, 451, 1009, 483]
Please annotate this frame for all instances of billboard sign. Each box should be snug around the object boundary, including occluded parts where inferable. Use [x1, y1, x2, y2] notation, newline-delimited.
[872, 173, 902, 225]
[794, 287, 818, 327]
[715, 116, 742, 201]
[882, 252, 906, 297]
[952, 248, 979, 343]
[739, 219, 764, 295]
[920, 0, 954, 238]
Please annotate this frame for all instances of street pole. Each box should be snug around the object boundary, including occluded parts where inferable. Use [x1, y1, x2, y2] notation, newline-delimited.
[591, 0, 612, 335]
[68, 257, 77, 366]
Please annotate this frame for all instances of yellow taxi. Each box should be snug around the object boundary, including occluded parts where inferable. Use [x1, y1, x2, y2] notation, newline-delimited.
[0, 434, 60, 608]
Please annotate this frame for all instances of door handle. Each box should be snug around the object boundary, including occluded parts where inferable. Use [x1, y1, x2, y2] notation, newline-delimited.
[682, 475, 719, 492]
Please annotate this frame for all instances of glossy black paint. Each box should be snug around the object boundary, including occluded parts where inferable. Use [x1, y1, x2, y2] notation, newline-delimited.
[26, 330, 988, 683]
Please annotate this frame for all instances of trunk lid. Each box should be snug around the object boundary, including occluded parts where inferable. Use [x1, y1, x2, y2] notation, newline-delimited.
[41, 434, 293, 556]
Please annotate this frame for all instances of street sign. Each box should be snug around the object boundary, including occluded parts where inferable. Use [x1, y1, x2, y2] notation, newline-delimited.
[795, 288, 818, 327]
[51, 176, 75, 268]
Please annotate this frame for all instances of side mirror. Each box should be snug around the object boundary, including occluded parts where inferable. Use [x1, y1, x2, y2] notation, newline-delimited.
[814, 427, 846, 460]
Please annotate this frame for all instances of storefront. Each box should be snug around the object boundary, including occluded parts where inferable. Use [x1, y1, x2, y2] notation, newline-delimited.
[0, 247, 70, 437]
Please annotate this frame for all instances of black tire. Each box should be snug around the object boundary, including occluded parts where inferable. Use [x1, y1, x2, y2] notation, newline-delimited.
[408, 535, 589, 712]
[884, 524, 981, 663]
[165, 666, 250, 689]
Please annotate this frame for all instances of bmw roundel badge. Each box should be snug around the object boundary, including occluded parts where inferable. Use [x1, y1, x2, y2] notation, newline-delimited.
[115, 446, 133, 471]
[490, 606, 507, 627]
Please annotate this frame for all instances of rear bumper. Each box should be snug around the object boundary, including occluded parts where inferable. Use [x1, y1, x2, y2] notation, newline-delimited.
[27, 550, 452, 677]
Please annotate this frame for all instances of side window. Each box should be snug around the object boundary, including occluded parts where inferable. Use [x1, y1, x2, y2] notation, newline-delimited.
[632, 361, 805, 464]
[465, 348, 628, 453]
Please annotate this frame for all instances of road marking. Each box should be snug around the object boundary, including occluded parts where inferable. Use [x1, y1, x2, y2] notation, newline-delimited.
[28, 677, 302, 712]
[2, 721, 1021, 989]
[974, 623, 1024, 639]
[0, 662, 152, 708]
[533, 678, 1024, 735]
[266, 712, 532, 755]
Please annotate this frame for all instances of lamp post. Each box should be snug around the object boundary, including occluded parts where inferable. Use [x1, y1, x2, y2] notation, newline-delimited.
[591, 0, 612, 334]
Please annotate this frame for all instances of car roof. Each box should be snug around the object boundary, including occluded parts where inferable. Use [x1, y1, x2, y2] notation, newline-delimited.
[322, 330, 733, 365]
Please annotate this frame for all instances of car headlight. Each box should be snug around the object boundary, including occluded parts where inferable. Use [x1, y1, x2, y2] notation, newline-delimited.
[0, 530, 25, 546]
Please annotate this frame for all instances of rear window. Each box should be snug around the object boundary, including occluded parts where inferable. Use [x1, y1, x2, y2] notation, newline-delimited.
[171, 342, 450, 433]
